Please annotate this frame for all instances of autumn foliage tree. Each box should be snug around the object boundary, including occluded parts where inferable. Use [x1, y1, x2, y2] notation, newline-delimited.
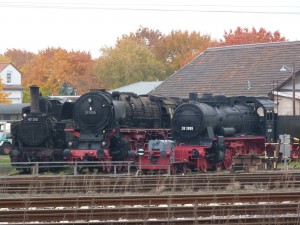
[123, 27, 212, 69]
[220, 27, 286, 45]
[95, 27, 213, 90]
[124, 26, 164, 51]
[0, 78, 11, 103]
[95, 38, 167, 90]
[120, 27, 176, 77]
[4, 49, 35, 69]
[21, 48, 101, 99]
[155, 30, 212, 68]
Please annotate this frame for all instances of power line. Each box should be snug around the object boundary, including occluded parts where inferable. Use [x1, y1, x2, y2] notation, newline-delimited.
[1, 1, 300, 8]
[0, 3, 299, 14]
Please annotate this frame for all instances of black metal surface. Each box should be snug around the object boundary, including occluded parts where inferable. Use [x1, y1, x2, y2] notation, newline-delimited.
[29, 86, 40, 113]
[73, 90, 113, 131]
[277, 115, 300, 138]
[10, 86, 69, 164]
[172, 94, 273, 144]
[18, 114, 50, 146]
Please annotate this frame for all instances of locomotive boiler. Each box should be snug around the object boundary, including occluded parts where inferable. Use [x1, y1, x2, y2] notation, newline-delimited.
[10, 86, 70, 166]
[70, 90, 180, 131]
[63, 89, 181, 165]
[172, 93, 275, 144]
[170, 93, 277, 172]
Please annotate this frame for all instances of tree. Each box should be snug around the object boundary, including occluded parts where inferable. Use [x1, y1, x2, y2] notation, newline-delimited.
[21, 48, 100, 97]
[123, 27, 212, 69]
[95, 38, 167, 90]
[220, 27, 286, 45]
[95, 27, 213, 90]
[0, 78, 11, 103]
[122, 26, 164, 50]
[0, 56, 11, 63]
[4, 49, 35, 69]
[156, 30, 212, 68]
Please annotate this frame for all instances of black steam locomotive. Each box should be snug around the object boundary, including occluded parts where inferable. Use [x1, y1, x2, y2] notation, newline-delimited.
[169, 93, 277, 172]
[10, 86, 72, 166]
[8, 85, 300, 174]
[63, 90, 182, 165]
[172, 93, 276, 144]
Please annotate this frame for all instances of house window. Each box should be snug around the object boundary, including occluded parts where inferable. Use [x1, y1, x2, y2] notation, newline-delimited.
[7, 72, 12, 83]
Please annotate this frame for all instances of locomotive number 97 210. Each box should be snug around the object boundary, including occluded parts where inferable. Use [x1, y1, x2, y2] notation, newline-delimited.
[27, 117, 39, 122]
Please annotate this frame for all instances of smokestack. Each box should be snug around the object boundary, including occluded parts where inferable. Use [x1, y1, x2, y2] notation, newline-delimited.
[189, 92, 198, 102]
[30, 85, 40, 113]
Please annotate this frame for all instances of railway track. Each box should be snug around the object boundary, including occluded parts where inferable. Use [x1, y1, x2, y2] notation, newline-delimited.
[1, 192, 300, 224]
[1, 203, 300, 223]
[1, 173, 300, 224]
[1, 172, 300, 195]
[4, 217, 300, 225]
[1, 192, 300, 208]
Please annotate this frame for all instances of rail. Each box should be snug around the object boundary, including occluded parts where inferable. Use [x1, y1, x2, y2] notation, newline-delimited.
[1, 192, 300, 224]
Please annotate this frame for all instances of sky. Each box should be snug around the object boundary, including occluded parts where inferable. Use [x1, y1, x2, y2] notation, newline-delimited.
[0, 0, 300, 59]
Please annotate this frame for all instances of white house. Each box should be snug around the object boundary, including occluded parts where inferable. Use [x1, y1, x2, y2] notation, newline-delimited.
[0, 63, 23, 103]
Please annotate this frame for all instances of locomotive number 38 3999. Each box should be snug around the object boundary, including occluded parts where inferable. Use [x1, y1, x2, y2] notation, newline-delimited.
[181, 126, 194, 131]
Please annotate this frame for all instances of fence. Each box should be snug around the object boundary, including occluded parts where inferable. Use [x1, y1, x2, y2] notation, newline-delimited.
[0, 161, 173, 176]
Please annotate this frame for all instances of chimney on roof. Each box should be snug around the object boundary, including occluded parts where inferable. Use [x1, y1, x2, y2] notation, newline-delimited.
[247, 80, 252, 90]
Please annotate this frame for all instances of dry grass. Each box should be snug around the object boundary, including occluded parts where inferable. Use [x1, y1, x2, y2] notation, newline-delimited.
[226, 181, 241, 191]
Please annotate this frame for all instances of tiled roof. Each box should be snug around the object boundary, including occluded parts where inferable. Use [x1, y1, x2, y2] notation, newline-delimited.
[0, 62, 22, 75]
[0, 103, 29, 114]
[0, 63, 9, 72]
[110, 81, 163, 95]
[151, 41, 300, 98]
[3, 85, 23, 90]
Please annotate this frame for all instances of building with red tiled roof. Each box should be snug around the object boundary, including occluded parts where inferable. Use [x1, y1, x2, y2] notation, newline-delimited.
[0, 63, 23, 103]
[151, 41, 300, 115]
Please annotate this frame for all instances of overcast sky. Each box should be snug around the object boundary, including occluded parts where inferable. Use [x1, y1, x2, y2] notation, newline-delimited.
[0, 0, 299, 58]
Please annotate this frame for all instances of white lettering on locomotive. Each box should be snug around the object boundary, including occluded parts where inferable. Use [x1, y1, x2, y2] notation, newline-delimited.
[181, 126, 194, 131]
[28, 117, 39, 122]
[85, 110, 96, 115]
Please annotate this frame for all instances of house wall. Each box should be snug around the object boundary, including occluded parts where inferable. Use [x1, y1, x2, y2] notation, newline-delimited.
[0, 64, 22, 103]
[0, 64, 21, 85]
[276, 95, 300, 115]
[5, 90, 23, 103]
[276, 74, 300, 115]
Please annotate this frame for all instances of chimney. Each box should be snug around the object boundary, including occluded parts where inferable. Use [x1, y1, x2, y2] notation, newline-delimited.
[30, 85, 40, 113]
[189, 92, 198, 102]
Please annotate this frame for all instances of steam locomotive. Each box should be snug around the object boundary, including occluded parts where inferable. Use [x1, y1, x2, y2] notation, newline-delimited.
[10, 85, 298, 175]
[62, 89, 182, 171]
[173, 93, 277, 172]
[10, 86, 73, 168]
[137, 93, 278, 173]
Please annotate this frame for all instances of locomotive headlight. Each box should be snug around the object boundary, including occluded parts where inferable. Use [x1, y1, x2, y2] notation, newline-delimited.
[88, 98, 92, 103]
[137, 148, 145, 156]
[101, 141, 106, 147]
[68, 141, 73, 147]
